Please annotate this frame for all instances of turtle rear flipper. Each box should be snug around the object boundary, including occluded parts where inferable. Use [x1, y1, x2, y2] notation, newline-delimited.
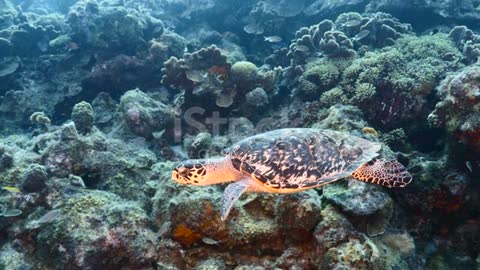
[351, 159, 412, 188]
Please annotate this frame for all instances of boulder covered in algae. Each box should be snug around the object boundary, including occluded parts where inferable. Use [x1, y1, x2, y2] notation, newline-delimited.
[30, 191, 157, 269]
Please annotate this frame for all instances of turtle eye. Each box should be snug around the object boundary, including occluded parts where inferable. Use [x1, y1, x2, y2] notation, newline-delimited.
[177, 167, 188, 175]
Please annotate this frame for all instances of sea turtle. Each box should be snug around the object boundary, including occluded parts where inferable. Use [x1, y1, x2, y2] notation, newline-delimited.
[172, 128, 412, 220]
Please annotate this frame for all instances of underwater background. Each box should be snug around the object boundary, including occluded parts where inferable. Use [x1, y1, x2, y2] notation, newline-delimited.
[0, 0, 479, 269]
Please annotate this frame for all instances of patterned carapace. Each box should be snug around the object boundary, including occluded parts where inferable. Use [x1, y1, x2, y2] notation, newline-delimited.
[228, 129, 381, 190]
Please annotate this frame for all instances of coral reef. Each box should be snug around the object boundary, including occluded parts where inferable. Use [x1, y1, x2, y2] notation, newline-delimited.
[287, 12, 411, 65]
[448, 25, 480, 64]
[162, 45, 234, 108]
[0, 1, 479, 269]
[71, 101, 95, 135]
[66, 0, 163, 53]
[337, 34, 461, 128]
[429, 65, 480, 153]
[32, 191, 157, 269]
[119, 89, 174, 140]
[295, 59, 341, 100]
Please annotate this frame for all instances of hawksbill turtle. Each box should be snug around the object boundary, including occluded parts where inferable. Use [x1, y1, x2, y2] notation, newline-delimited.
[172, 128, 412, 220]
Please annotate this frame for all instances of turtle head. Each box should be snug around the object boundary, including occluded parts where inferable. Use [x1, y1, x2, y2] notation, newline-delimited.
[172, 160, 208, 185]
[172, 157, 243, 186]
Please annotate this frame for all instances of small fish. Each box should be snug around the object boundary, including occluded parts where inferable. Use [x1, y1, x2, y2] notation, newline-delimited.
[244, 23, 264, 35]
[67, 41, 79, 51]
[2, 186, 20, 193]
[69, 175, 86, 188]
[186, 70, 206, 83]
[1, 208, 22, 217]
[362, 127, 379, 137]
[158, 221, 171, 237]
[264, 36, 282, 43]
[201, 237, 221, 245]
[295, 45, 310, 52]
[36, 209, 62, 224]
[344, 20, 361, 27]
[466, 161, 473, 173]
[354, 30, 370, 40]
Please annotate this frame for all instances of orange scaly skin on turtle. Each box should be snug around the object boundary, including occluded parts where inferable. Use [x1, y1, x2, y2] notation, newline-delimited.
[172, 128, 412, 220]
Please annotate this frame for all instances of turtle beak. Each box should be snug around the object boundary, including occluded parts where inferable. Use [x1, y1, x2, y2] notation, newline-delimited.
[172, 165, 192, 184]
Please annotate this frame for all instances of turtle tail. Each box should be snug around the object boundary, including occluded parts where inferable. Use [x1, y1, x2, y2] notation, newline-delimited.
[351, 159, 412, 188]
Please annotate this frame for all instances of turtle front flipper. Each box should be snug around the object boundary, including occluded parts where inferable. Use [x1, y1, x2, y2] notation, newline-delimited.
[351, 159, 412, 188]
[221, 178, 252, 221]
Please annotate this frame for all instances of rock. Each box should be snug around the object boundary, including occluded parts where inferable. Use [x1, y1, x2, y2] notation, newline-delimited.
[0, 152, 14, 172]
[314, 204, 356, 254]
[120, 89, 174, 139]
[0, 243, 33, 270]
[21, 164, 47, 193]
[319, 238, 385, 269]
[429, 65, 480, 154]
[323, 181, 393, 216]
[34, 191, 157, 269]
[195, 258, 227, 270]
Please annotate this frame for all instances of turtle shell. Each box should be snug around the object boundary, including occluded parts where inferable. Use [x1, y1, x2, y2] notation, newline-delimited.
[227, 128, 381, 191]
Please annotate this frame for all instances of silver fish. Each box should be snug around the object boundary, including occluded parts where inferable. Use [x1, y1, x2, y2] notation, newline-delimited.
[244, 23, 264, 35]
[295, 45, 310, 52]
[344, 20, 361, 27]
[202, 237, 221, 245]
[354, 30, 370, 40]
[158, 221, 171, 237]
[1, 208, 22, 217]
[186, 70, 206, 83]
[37, 209, 62, 224]
[264, 36, 282, 43]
